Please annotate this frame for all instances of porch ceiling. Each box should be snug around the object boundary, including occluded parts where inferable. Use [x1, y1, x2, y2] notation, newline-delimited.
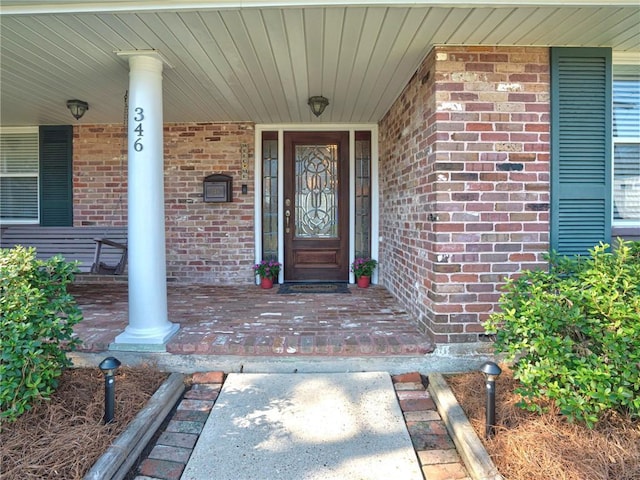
[1, 1, 639, 126]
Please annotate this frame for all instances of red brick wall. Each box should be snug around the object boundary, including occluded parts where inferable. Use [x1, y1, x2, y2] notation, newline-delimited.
[73, 122, 256, 284]
[378, 48, 439, 338]
[73, 125, 128, 226]
[379, 46, 551, 343]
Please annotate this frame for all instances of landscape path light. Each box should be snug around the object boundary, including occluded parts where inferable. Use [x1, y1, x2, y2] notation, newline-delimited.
[480, 361, 502, 439]
[99, 356, 121, 424]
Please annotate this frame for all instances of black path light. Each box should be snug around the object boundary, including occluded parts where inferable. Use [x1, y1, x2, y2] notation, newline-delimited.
[480, 361, 502, 439]
[99, 356, 121, 424]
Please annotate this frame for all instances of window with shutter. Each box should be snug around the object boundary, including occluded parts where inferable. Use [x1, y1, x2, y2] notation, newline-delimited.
[0, 127, 39, 223]
[551, 48, 612, 256]
[0, 125, 73, 225]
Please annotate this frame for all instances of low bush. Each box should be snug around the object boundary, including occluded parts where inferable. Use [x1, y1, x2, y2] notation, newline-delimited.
[0, 246, 83, 422]
[485, 240, 640, 428]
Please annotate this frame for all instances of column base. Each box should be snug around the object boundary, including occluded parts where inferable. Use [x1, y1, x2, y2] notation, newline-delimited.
[111, 322, 180, 351]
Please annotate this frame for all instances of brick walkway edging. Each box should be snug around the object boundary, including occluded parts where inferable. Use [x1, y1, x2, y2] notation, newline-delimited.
[136, 371, 224, 480]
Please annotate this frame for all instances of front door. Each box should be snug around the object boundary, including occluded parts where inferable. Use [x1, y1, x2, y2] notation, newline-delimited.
[284, 131, 349, 281]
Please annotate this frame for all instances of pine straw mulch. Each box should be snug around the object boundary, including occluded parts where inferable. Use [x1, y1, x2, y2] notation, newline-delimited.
[1, 367, 167, 480]
[446, 366, 640, 480]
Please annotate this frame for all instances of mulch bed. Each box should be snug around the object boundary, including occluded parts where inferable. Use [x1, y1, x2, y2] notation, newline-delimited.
[446, 367, 640, 480]
[1, 367, 167, 480]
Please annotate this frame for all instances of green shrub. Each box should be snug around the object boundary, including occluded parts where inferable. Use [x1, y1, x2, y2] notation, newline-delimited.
[485, 239, 640, 428]
[0, 246, 83, 422]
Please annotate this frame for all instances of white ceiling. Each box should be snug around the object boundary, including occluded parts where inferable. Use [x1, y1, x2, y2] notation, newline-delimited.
[1, 1, 639, 126]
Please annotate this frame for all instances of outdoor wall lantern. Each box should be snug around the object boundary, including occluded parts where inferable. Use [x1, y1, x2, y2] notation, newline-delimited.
[308, 95, 329, 117]
[66, 99, 89, 120]
[480, 361, 502, 438]
[99, 356, 121, 424]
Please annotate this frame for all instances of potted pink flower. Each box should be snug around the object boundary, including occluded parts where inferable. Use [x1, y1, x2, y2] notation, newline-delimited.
[253, 259, 281, 289]
[350, 257, 377, 288]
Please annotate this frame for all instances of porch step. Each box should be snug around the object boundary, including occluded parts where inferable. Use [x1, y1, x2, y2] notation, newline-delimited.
[166, 332, 435, 356]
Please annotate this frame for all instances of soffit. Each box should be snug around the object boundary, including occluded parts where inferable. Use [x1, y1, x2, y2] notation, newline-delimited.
[1, 3, 638, 125]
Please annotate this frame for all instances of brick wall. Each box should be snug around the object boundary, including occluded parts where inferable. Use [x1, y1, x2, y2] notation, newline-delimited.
[378, 48, 439, 338]
[73, 125, 128, 226]
[73, 122, 256, 284]
[379, 46, 551, 343]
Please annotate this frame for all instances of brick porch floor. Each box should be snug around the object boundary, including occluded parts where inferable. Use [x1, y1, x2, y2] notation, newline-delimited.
[69, 282, 435, 356]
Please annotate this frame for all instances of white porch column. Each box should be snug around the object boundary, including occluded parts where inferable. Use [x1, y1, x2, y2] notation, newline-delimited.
[113, 53, 179, 347]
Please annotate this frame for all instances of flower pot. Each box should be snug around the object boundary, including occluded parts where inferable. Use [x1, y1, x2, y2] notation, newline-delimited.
[260, 277, 274, 289]
[356, 276, 370, 288]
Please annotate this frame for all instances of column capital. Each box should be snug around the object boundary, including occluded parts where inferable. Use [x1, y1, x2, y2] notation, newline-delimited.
[116, 50, 172, 70]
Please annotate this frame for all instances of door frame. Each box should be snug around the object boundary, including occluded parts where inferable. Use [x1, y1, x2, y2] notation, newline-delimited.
[254, 124, 379, 284]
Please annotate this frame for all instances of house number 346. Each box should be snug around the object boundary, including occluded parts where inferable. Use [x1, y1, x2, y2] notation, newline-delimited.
[133, 107, 144, 152]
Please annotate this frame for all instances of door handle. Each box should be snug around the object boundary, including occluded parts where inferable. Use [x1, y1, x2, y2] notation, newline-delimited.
[285, 210, 291, 233]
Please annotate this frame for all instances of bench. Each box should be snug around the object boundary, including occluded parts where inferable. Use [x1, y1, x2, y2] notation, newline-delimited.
[0, 226, 127, 274]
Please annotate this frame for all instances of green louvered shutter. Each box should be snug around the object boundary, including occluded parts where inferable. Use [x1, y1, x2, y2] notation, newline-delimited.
[39, 125, 73, 226]
[551, 47, 612, 255]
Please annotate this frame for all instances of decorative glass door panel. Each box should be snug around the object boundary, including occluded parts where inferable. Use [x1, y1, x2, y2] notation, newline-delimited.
[295, 144, 338, 238]
[284, 132, 349, 281]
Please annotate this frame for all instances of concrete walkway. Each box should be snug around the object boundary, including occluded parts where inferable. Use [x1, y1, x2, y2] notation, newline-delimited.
[135, 372, 471, 480]
[183, 372, 422, 480]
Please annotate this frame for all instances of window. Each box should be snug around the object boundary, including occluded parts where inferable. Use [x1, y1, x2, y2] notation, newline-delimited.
[355, 131, 371, 257]
[262, 132, 278, 259]
[612, 65, 640, 226]
[0, 125, 73, 226]
[551, 49, 639, 255]
[0, 127, 39, 223]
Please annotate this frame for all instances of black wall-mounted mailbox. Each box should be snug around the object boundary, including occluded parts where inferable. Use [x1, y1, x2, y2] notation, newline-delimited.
[203, 174, 232, 202]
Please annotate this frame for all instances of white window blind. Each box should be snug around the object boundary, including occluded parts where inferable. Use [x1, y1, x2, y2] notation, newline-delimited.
[613, 67, 640, 224]
[0, 128, 39, 222]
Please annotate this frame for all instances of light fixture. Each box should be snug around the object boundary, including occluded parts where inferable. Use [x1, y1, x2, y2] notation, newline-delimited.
[99, 356, 121, 424]
[66, 99, 89, 120]
[308, 95, 329, 117]
[480, 361, 502, 438]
